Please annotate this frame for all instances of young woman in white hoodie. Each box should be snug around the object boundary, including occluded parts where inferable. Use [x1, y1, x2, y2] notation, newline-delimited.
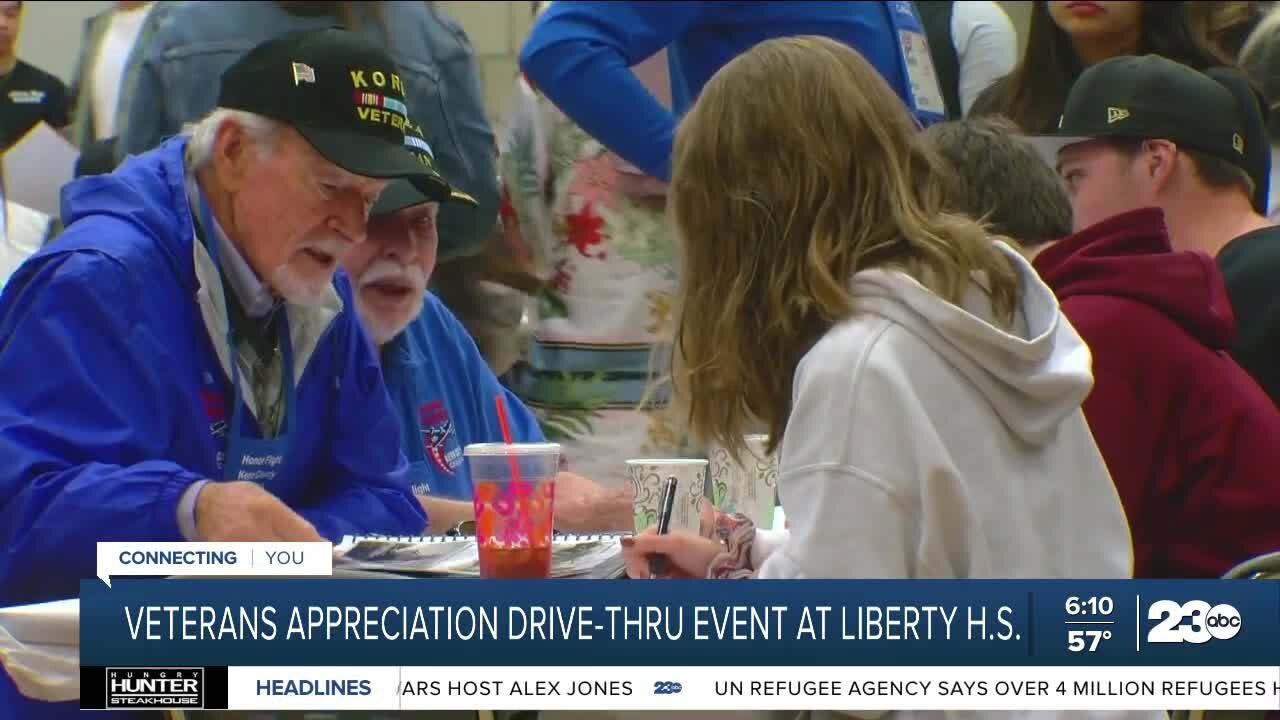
[622, 35, 1136, 592]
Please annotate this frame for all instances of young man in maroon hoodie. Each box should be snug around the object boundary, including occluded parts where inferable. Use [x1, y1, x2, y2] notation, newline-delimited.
[923, 67, 1280, 578]
[1031, 54, 1280, 407]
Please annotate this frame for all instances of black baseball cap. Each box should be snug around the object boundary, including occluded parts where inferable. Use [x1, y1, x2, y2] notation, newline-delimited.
[218, 27, 441, 196]
[371, 118, 477, 216]
[1028, 54, 1269, 213]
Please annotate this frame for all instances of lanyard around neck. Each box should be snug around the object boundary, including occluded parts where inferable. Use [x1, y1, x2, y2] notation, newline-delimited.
[193, 191, 297, 441]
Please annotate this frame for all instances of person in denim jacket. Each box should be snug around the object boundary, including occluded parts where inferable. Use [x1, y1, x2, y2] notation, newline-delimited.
[67, 2, 154, 149]
[115, 0, 497, 264]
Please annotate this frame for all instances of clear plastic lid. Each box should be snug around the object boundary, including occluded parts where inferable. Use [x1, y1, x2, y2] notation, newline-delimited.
[463, 442, 562, 457]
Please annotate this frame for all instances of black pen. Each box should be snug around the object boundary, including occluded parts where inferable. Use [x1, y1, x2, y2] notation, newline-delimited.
[649, 475, 678, 578]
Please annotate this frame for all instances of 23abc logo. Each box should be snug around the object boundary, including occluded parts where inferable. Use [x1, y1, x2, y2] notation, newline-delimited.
[1146, 600, 1241, 644]
[653, 681, 683, 695]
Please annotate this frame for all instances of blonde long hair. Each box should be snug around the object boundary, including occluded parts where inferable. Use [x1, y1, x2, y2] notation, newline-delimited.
[670, 35, 1019, 459]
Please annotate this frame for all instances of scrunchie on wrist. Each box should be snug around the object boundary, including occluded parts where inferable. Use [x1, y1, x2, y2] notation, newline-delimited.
[707, 512, 757, 579]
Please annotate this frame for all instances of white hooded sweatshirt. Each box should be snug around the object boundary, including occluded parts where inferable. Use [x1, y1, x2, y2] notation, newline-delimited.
[749, 242, 1150, 720]
[755, 242, 1133, 582]
[539, 247, 1154, 720]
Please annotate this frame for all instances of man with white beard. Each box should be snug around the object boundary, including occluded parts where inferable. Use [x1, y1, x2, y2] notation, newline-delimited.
[345, 120, 633, 534]
[0, 28, 433, 609]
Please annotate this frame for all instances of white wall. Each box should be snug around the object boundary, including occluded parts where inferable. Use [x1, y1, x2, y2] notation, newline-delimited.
[999, 0, 1033, 59]
[438, 0, 535, 125]
[19, 0, 111, 82]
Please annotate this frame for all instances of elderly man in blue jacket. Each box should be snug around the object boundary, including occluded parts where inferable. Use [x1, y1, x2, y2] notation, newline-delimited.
[0, 28, 434, 609]
[343, 120, 635, 535]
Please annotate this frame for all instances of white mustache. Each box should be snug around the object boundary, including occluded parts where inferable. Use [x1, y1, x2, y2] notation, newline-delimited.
[358, 258, 426, 291]
[301, 236, 348, 258]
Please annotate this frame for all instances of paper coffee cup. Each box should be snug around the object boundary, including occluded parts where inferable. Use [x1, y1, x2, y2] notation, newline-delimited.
[625, 459, 708, 534]
[708, 434, 778, 527]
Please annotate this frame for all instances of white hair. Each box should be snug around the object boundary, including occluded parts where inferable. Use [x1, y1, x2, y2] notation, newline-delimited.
[183, 107, 282, 168]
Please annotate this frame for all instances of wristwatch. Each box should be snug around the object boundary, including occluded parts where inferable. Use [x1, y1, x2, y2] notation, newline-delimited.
[446, 520, 476, 537]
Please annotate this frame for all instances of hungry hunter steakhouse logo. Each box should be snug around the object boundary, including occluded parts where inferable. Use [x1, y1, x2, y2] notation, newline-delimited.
[106, 668, 204, 708]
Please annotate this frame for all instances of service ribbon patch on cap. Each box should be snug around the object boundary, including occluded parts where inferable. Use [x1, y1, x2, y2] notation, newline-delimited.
[353, 91, 407, 117]
[404, 133, 434, 159]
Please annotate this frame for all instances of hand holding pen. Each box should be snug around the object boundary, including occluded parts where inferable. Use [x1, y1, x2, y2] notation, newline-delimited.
[620, 485, 725, 580]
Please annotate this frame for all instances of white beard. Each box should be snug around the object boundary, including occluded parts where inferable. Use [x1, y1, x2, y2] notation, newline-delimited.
[357, 297, 422, 346]
[270, 263, 332, 307]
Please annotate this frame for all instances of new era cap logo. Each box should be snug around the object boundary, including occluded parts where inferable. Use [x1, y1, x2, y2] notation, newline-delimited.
[1107, 107, 1130, 124]
[1233, 133, 1245, 154]
[291, 62, 315, 85]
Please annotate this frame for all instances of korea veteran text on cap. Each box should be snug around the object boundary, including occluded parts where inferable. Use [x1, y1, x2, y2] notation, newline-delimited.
[217, 27, 437, 196]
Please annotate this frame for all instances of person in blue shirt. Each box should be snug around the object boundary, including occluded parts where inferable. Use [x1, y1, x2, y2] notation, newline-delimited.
[344, 121, 635, 535]
[519, 0, 948, 181]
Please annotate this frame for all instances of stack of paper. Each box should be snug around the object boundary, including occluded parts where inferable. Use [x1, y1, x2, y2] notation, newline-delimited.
[0, 598, 78, 647]
[2, 121, 79, 217]
[334, 534, 628, 579]
[0, 598, 81, 703]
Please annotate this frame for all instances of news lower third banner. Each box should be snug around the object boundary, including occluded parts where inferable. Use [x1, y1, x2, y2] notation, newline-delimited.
[79, 578, 1280, 711]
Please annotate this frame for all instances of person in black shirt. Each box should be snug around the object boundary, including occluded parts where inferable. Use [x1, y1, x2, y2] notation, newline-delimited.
[1216, 225, 1280, 407]
[0, 1, 70, 150]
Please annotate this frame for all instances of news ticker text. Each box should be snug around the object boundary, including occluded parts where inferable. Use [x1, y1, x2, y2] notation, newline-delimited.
[80, 666, 1280, 711]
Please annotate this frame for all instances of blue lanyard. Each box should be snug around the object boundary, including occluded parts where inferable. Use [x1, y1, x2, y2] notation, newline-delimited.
[194, 193, 297, 474]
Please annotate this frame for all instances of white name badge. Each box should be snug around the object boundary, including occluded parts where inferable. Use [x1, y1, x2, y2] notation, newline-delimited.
[899, 29, 947, 118]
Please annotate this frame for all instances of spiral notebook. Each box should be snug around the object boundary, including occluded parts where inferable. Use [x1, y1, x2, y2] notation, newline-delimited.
[334, 532, 629, 579]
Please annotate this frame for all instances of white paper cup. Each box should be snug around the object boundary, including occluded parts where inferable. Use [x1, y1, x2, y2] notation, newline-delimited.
[625, 459, 709, 534]
[708, 434, 779, 527]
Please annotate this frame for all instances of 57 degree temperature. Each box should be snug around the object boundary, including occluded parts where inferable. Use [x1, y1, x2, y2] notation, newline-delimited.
[1068, 629, 1112, 652]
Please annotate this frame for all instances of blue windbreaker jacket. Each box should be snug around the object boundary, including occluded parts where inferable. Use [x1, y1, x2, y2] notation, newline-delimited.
[0, 137, 426, 606]
[383, 291, 544, 501]
[0, 138, 427, 720]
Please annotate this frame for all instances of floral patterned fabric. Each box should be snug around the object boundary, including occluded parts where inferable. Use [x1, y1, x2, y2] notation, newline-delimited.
[499, 74, 695, 487]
